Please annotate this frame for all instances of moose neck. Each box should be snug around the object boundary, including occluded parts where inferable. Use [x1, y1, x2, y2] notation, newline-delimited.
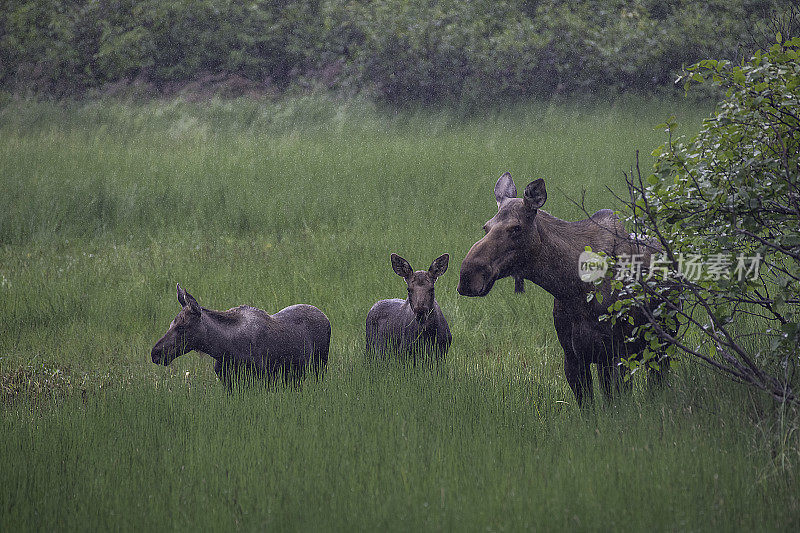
[193, 310, 246, 361]
[523, 211, 589, 306]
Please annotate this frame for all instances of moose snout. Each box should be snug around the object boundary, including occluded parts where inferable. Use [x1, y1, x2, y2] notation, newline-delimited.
[151, 345, 164, 364]
[457, 261, 494, 297]
[151, 340, 174, 365]
[410, 301, 433, 318]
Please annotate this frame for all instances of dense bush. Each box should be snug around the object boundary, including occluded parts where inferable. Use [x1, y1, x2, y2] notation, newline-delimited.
[0, 0, 793, 103]
[609, 34, 800, 405]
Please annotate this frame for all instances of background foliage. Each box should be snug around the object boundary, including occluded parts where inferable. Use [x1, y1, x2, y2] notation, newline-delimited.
[606, 36, 800, 405]
[0, 0, 792, 104]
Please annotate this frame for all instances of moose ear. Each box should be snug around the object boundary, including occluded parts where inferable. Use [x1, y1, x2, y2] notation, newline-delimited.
[184, 291, 202, 315]
[494, 172, 517, 206]
[523, 179, 547, 211]
[391, 253, 413, 278]
[178, 284, 201, 315]
[428, 253, 449, 279]
[177, 283, 187, 306]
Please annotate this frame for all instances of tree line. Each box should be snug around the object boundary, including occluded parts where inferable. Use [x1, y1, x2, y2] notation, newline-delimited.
[0, 0, 790, 104]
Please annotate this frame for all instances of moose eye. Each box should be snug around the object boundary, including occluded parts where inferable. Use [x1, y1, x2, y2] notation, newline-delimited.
[508, 224, 522, 235]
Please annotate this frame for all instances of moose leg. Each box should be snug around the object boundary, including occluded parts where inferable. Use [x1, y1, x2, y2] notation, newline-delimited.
[564, 352, 593, 406]
[214, 358, 234, 390]
[214, 358, 223, 381]
[554, 300, 592, 406]
[593, 337, 620, 400]
[312, 348, 328, 381]
[514, 276, 525, 293]
[365, 323, 388, 361]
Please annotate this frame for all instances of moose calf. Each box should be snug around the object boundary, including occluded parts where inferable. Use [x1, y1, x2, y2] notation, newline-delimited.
[366, 253, 452, 361]
[152, 284, 330, 386]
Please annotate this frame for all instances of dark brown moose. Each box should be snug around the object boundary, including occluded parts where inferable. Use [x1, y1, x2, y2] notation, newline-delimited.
[457, 172, 666, 405]
[366, 253, 452, 360]
[152, 284, 331, 386]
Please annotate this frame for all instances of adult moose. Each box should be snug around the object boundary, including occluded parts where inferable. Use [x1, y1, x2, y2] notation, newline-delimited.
[366, 253, 452, 361]
[152, 284, 330, 387]
[457, 172, 665, 405]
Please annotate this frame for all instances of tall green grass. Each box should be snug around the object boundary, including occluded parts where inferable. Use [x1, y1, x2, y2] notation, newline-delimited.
[0, 95, 704, 245]
[3, 365, 797, 531]
[1, 97, 797, 531]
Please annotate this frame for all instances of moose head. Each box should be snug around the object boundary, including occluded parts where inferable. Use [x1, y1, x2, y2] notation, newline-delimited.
[151, 283, 204, 365]
[457, 172, 547, 297]
[391, 253, 449, 318]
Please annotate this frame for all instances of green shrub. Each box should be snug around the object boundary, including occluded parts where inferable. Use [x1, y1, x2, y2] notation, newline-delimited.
[613, 35, 800, 405]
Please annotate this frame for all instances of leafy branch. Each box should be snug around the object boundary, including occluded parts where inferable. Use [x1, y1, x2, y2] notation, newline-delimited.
[609, 36, 800, 406]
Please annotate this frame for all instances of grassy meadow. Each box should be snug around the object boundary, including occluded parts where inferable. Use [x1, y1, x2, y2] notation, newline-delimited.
[1, 96, 798, 531]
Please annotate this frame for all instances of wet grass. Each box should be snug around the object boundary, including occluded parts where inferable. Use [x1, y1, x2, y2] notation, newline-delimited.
[3, 364, 797, 531]
[1, 96, 798, 531]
